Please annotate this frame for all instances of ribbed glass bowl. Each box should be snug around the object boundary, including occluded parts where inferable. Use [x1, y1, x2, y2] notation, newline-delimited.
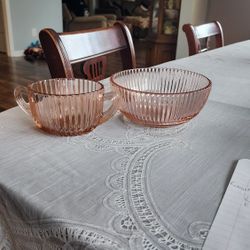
[110, 68, 212, 127]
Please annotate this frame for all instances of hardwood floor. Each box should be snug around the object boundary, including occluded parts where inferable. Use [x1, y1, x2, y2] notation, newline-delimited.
[0, 53, 50, 111]
[0, 39, 148, 112]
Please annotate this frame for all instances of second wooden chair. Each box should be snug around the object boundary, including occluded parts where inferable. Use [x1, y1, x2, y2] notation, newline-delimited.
[182, 21, 224, 56]
[39, 22, 136, 81]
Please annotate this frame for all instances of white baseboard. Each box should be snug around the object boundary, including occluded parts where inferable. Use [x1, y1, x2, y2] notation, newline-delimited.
[10, 50, 24, 57]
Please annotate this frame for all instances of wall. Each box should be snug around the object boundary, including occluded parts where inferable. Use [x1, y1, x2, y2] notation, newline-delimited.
[175, 0, 208, 59]
[207, 0, 250, 45]
[8, 0, 62, 56]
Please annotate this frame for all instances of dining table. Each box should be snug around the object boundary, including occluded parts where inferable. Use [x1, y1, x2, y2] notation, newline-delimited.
[1, 40, 250, 250]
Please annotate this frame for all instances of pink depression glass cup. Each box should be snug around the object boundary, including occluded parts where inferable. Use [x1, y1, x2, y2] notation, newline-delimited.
[14, 78, 118, 136]
[111, 68, 212, 127]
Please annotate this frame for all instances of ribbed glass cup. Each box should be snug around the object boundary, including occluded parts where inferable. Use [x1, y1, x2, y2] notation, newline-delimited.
[111, 68, 212, 127]
[14, 79, 117, 136]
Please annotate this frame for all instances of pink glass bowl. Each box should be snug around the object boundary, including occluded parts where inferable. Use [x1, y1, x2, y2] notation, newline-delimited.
[111, 68, 212, 127]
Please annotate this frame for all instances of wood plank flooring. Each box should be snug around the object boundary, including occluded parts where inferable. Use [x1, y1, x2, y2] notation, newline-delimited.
[0, 39, 148, 112]
[0, 53, 50, 111]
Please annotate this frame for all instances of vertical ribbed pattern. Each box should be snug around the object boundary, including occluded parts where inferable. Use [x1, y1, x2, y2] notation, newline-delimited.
[111, 68, 211, 127]
[28, 79, 104, 136]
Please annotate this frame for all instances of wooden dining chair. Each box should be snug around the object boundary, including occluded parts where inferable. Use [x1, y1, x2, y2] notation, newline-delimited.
[182, 21, 224, 56]
[39, 22, 136, 80]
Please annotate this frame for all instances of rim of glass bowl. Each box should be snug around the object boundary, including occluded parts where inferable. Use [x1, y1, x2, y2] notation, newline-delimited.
[110, 68, 212, 95]
[27, 78, 104, 96]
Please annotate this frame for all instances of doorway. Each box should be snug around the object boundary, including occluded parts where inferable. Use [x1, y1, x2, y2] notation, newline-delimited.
[0, 0, 7, 53]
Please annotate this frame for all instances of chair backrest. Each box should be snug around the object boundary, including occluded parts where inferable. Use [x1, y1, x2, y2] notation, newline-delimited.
[182, 21, 224, 56]
[83, 56, 107, 81]
[39, 22, 136, 80]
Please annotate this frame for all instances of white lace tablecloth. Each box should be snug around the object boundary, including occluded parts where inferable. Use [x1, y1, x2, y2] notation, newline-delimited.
[1, 41, 250, 250]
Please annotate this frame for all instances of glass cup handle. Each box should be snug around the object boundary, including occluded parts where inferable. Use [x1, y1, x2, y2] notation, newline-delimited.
[99, 91, 119, 124]
[14, 86, 31, 116]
